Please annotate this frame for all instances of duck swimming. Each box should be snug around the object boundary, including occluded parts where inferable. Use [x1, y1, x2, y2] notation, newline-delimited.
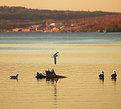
[10, 74, 19, 79]
[111, 71, 117, 79]
[99, 71, 104, 79]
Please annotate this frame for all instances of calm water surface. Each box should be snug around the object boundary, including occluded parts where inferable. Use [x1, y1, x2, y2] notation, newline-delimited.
[0, 32, 121, 109]
[0, 32, 121, 44]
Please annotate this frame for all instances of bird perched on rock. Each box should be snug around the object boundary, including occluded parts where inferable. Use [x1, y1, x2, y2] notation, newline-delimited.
[51, 52, 59, 64]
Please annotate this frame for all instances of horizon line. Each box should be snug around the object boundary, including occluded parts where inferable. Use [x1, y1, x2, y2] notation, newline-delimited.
[0, 5, 121, 13]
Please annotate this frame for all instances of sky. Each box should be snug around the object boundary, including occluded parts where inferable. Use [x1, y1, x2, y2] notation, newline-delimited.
[0, 0, 121, 12]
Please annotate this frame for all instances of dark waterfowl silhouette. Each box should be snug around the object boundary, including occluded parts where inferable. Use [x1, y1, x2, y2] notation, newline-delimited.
[99, 71, 104, 79]
[111, 71, 117, 79]
[10, 74, 19, 79]
[35, 69, 67, 79]
[35, 72, 45, 79]
[51, 52, 59, 64]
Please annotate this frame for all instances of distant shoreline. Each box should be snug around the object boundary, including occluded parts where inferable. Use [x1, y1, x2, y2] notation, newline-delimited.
[0, 44, 121, 48]
[0, 6, 121, 32]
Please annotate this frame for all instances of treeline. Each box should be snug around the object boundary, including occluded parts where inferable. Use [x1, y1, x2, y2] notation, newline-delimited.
[0, 6, 119, 21]
[64, 14, 121, 32]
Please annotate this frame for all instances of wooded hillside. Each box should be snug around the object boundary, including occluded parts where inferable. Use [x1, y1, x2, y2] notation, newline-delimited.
[0, 6, 121, 32]
[0, 6, 118, 20]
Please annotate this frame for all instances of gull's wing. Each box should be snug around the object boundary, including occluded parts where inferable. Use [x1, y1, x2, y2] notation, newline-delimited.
[54, 56, 57, 64]
[54, 52, 59, 55]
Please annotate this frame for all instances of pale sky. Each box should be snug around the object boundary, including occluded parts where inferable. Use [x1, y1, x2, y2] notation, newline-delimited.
[0, 0, 121, 12]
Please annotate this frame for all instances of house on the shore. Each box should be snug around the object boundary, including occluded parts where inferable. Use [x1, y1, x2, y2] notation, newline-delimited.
[12, 28, 30, 32]
[50, 23, 63, 27]
[12, 28, 22, 32]
[30, 24, 46, 31]
[21, 28, 30, 32]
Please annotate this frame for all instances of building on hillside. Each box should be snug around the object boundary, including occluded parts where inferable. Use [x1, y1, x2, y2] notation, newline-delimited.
[31, 25, 46, 31]
[50, 23, 63, 27]
[52, 27, 60, 32]
[12, 28, 22, 32]
[21, 28, 30, 32]
[31, 25, 40, 31]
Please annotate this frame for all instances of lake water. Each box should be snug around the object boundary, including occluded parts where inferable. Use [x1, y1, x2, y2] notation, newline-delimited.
[0, 32, 121, 109]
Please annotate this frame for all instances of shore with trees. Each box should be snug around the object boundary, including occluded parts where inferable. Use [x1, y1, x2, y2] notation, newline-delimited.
[0, 6, 121, 32]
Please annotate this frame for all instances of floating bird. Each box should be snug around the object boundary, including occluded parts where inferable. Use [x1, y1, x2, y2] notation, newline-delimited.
[99, 71, 104, 79]
[111, 71, 117, 79]
[51, 52, 59, 64]
[10, 74, 19, 79]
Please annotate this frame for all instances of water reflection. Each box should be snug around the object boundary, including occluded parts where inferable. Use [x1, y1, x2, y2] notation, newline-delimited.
[53, 84, 58, 109]
[36, 78, 59, 84]
[46, 78, 59, 84]
[111, 78, 117, 86]
[99, 78, 104, 83]
[45, 78, 58, 103]
[36, 78, 60, 109]
[10, 78, 19, 82]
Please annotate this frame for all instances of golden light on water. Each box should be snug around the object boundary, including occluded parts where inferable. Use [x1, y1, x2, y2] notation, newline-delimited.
[0, 44, 121, 109]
